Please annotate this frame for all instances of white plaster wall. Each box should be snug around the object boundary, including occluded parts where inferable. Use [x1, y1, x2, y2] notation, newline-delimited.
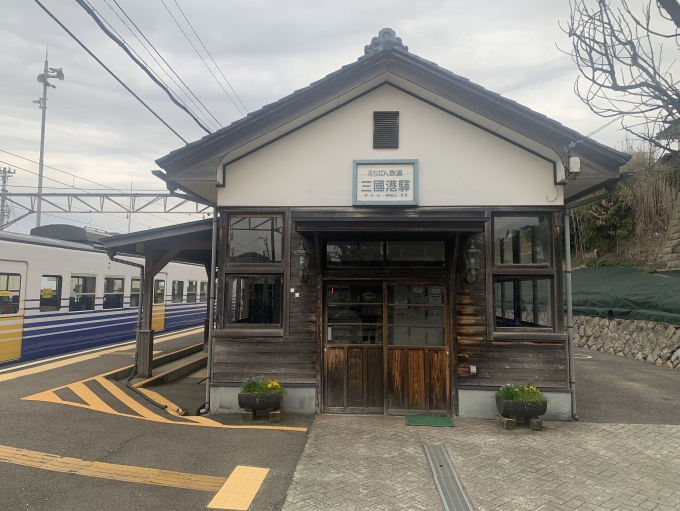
[218, 85, 563, 207]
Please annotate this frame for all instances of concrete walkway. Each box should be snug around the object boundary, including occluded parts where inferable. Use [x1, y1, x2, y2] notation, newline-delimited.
[282, 415, 680, 511]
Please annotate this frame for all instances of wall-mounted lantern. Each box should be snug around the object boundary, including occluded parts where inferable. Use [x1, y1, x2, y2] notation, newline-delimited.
[295, 241, 311, 282]
[463, 241, 481, 283]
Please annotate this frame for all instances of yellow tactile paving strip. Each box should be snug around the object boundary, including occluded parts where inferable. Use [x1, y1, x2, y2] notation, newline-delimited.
[208, 466, 270, 510]
[0, 443, 226, 492]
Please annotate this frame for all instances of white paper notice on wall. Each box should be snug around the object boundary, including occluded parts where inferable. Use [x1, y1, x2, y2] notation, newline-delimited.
[353, 160, 417, 205]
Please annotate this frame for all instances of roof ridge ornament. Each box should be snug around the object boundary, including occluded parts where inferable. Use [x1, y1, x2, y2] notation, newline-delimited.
[364, 28, 408, 56]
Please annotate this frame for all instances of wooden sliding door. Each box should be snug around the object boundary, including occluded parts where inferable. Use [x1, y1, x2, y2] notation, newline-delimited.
[324, 282, 449, 415]
[386, 285, 449, 414]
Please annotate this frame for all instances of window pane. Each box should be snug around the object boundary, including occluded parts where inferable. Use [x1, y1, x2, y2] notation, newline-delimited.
[494, 277, 552, 328]
[494, 216, 550, 265]
[130, 278, 140, 308]
[104, 277, 124, 294]
[227, 276, 282, 324]
[328, 304, 383, 324]
[187, 281, 197, 293]
[172, 281, 184, 303]
[327, 284, 382, 304]
[326, 241, 382, 267]
[386, 241, 445, 267]
[229, 217, 282, 264]
[388, 306, 444, 325]
[388, 285, 443, 304]
[199, 281, 208, 302]
[70, 276, 96, 295]
[0, 273, 21, 315]
[69, 276, 96, 312]
[388, 327, 444, 346]
[154, 280, 165, 304]
[40, 275, 61, 312]
[103, 278, 124, 310]
[327, 325, 382, 345]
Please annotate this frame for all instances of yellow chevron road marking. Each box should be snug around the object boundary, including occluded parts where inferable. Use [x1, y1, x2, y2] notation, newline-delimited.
[22, 378, 307, 432]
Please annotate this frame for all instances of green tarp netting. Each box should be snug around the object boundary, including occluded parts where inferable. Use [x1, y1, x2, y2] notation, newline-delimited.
[566, 267, 680, 325]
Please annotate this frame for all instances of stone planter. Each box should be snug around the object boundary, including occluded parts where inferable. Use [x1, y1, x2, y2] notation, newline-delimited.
[496, 396, 547, 419]
[238, 393, 282, 412]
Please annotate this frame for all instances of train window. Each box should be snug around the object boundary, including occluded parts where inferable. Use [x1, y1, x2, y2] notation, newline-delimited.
[69, 276, 96, 312]
[39, 275, 62, 312]
[187, 281, 197, 303]
[200, 281, 208, 302]
[171, 281, 184, 303]
[0, 273, 21, 315]
[154, 280, 165, 304]
[104, 277, 124, 309]
[130, 279, 140, 308]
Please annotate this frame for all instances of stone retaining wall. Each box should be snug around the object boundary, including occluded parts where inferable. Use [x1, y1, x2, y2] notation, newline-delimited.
[573, 315, 680, 369]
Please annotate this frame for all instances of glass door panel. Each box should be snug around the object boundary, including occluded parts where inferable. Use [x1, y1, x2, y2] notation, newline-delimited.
[387, 286, 445, 346]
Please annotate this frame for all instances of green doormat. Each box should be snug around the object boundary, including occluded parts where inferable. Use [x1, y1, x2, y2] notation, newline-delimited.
[405, 416, 454, 427]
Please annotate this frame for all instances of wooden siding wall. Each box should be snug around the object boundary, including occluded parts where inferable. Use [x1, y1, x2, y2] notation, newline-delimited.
[211, 213, 318, 386]
[456, 229, 568, 388]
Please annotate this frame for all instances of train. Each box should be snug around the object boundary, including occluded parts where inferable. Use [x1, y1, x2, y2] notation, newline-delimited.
[0, 226, 208, 367]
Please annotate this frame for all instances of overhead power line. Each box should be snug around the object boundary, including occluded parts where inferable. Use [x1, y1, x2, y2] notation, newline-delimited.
[1, 149, 126, 192]
[88, 0, 218, 132]
[75, 0, 212, 135]
[109, 0, 223, 130]
[171, 0, 248, 114]
[159, 0, 246, 117]
[32, 0, 187, 144]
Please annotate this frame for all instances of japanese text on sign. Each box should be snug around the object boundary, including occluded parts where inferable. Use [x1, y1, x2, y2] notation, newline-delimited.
[355, 163, 416, 204]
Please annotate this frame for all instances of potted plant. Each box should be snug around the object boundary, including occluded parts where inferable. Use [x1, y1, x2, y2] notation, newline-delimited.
[238, 377, 287, 413]
[495, 383, 548, 419]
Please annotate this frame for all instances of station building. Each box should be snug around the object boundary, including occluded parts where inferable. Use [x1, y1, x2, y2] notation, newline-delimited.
[105, 29, 629, 419]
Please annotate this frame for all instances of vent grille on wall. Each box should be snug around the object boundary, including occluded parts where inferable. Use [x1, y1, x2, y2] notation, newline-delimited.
[373, 111, 399, 148]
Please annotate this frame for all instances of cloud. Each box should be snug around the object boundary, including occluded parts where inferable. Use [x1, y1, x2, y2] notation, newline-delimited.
[0, 0, 664, 233]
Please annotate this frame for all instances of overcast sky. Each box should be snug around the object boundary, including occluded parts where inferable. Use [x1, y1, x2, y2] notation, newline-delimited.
[0, 0, 671, 234]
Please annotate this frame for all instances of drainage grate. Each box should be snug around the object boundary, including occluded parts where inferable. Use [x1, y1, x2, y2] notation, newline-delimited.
[423, 444, 474, 511]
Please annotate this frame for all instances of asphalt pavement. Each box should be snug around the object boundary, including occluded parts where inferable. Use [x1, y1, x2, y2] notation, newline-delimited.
[0, 329, 311, 511]
[574, 346, 680, 424]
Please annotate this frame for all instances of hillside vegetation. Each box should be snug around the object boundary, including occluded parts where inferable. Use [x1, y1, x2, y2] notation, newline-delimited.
[570, 141, 680, 270]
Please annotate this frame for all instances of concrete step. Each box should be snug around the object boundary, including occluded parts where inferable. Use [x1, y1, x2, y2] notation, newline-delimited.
[132, 351, 207, 388]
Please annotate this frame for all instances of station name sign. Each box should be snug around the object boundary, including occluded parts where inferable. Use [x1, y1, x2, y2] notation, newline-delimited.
[352, 159, 418, 206]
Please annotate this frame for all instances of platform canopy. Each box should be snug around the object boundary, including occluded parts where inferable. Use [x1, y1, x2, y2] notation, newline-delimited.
[102, 218, 214, 269]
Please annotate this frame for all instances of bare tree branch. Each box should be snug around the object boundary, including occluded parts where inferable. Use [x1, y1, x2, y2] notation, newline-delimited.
[565, 0, 680, 152]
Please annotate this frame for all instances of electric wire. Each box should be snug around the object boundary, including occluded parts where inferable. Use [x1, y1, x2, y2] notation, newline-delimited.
[0, 160, 182, 226]
[110, 0, 223, 129]
[75, 0, 212, 134]
[32, 0, 188, 144]
[1, 149, 128, 192]
[159, 0, 245, 117]
[86, 0, 213, 131]
[98, 0, 220, 131]
[171, 0, 248, 114]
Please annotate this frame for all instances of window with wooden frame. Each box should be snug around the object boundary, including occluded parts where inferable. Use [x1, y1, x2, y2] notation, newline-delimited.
[224, 214, 285, 331]
[492, 215, 555, 331]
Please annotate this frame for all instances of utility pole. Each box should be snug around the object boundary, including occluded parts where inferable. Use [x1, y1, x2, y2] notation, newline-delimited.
[34, 49, 65, 228]
[0, 166, 16, 230]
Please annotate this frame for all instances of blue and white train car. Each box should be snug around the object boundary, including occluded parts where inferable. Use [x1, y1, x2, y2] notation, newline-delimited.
[0, 230, 208, 367]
